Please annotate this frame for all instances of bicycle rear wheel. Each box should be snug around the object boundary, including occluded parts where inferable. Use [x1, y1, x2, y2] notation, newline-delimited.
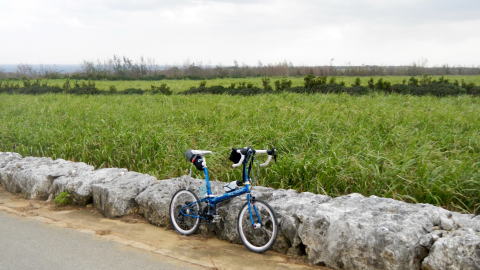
[237, 199, 278, 253]
[169, 189, 200, 235]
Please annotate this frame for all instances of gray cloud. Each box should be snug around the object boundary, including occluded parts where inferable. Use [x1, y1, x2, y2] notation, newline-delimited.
[0, 0, 479, 66]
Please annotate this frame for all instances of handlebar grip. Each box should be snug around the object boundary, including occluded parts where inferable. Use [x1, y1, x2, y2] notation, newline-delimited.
[259, 155, 273, 167]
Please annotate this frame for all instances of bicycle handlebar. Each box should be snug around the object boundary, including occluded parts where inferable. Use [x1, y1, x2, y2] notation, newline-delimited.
[190, 150, 213, 156]
[231, 147, 276, 168]
[259, 155, 273, 167]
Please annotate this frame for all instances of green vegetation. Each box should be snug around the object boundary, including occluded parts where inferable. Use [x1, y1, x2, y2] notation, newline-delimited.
[54, 191, 72, 206]
[182, 75, 479, 96]
[0, 79, 173, 95]
[0, 93, 479, 213]
[1, 75, 480, 93]
[1, 75, 479, 96]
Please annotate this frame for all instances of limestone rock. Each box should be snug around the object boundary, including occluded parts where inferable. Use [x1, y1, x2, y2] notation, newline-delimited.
[2, 152, 480, 270]
[92, 171, 156, 217]
[294, 194, 474, 270]
[0, 152, 23, 190]
[0, 156, 93, 199]
[50, 168, 128, 205]
[135, 175, 224, 227]
[422, 228, 480, 270]
[0, 152, 22, 168]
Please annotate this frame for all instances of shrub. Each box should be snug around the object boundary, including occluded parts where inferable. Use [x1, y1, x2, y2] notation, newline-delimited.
[261, 77, 272, 90]
[108, 85, 118, 94]
[304, 75, 328, 89]
[121, 88, 145, 95]
[274, 78, 293, 91]
[408, 77, 419, 86]
[353, 78, 361, 87]
[54, 191, 72, 206]
[151, 84, 172, 95]
[367, 78, 375, 89]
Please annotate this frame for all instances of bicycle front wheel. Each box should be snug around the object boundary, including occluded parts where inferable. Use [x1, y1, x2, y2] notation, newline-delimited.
[169, 189, 200, 235]
[237, 199, 278, 253]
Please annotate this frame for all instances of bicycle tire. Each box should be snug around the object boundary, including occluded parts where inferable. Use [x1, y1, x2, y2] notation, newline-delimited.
[169, 189, 201, 235]
[237, 199, 278, 253]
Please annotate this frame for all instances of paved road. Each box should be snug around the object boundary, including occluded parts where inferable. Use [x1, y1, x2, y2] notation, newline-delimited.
[0, 212, 204, 270]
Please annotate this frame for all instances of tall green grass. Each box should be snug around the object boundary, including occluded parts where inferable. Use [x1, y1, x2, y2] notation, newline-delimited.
[0, 93, 479, 213]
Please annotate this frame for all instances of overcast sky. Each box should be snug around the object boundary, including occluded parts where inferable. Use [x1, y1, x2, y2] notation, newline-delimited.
[0, 0, 479, 66]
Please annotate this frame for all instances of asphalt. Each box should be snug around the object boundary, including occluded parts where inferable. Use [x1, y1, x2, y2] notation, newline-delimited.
[0, 211, 204, 270]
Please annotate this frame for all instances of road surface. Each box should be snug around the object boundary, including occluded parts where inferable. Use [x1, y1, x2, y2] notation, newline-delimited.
[0, 211, 204, 270]
[0, 186, 325, 270]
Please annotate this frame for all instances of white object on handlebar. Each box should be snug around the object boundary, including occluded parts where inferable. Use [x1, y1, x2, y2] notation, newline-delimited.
[259, 155, 273, 167]
[255, 149, 273, 167]
[232, 149, 245, 168]
[191, 150, 213, 156]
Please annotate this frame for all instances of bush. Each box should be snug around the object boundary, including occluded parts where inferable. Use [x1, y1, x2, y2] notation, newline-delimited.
[367, 78, 375, 89]
[274, 78, 292, 91]
[1, 76, 478, 97]
[121, 88, 145, 95]
[54, 191, 72, 206]
[108, 85, 118, 94]
[151, 84, 172, 95]
[353, 78, 361, 87]
[304, 75, 327, 89]
[262, 77, 272, 90]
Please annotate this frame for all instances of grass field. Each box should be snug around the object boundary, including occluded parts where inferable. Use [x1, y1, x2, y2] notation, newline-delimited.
[3, 75, 480, 92]
[0, 93, 479, 213]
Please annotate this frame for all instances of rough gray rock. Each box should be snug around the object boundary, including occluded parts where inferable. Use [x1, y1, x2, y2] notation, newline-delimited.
[1, 152, 480, 270]
[135, 175, 225, 227]
[0, 156, 93, 199]
[92, 171, 156, 218]
[212, 186, 332, 250]
[0, 152, 23, 189]
[0, 152, 22, 168]
[293, 194, 476, 270]
[135, 176, 480, 270]
[135, 176, 332, 252]
[422, 228, 480, 270]
[50, 168, 129, 205]
[267, 189, 332, 255]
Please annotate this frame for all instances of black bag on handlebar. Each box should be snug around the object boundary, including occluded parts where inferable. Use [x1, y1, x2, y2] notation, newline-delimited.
[229, 148, 242, 163]
[191, 156, 205, 171]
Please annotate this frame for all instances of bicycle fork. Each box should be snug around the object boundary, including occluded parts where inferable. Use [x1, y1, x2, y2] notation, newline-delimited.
[247, 194, 262, 228]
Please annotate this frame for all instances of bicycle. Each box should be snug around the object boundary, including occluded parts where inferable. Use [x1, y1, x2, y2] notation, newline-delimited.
[169, 147, 278, 253]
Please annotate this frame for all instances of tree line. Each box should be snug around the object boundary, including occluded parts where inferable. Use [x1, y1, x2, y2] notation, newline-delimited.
[1, 56, 479, 80]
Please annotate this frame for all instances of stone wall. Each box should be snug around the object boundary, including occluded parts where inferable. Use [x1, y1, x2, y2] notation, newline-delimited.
[0, 152, 478, 270]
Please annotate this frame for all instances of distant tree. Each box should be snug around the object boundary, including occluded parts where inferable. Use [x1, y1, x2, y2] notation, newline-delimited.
[16, 64, 35, 78]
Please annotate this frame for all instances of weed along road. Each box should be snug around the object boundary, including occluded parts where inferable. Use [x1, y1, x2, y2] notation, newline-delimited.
[0, 186, 324, 270]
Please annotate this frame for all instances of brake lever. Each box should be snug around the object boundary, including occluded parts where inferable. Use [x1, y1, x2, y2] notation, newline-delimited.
[268, 147, 277, 163]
